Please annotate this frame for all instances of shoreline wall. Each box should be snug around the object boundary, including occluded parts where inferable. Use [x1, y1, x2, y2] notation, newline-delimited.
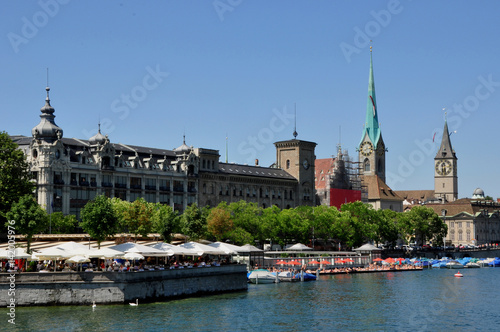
[0, 264, 248, 306]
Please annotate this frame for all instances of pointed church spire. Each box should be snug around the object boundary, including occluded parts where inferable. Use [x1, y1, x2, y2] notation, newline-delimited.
[293, 102, 298, 139]
[360, 46, 381, 146]
[435, 113, 456, 158]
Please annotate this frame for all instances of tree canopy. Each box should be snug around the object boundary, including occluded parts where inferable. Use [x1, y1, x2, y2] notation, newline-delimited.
[80, 195, 118, 248]
[0, 132, 34, 234]
[6, 194, 48, 252]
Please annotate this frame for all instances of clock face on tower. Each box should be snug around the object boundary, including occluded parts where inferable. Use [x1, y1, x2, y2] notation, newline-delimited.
[303, 159, 309, 170]
[435, 160, 452, 175]
[360, 141, 373, 156]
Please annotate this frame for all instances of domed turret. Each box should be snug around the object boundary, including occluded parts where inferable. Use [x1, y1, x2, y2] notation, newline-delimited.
[472, 188, 485, 199]
[31, 86, 63, 142]
[174, 135, 191, 154]
[89, 123, 106, 145]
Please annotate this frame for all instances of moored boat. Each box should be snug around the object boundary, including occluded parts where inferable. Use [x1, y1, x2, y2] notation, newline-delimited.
[465, 262, 480, 268]
[248, 269, 278, 284]
[278, 271, 299, 282]
[446, 261, 464, 269]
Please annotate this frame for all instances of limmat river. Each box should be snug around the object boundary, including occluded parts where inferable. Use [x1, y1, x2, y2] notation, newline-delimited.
[4, 268, 500, 331]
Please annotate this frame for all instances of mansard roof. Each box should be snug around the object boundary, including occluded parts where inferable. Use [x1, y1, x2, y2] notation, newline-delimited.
[218, 162, 296, 181]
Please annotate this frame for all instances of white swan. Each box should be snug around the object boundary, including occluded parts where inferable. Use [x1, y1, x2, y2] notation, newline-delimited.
[129, 299, 138, 306]
[92, 301, 96, 309]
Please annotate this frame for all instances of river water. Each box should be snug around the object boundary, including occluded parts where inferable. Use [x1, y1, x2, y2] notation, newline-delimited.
[4, 268, 500, 331]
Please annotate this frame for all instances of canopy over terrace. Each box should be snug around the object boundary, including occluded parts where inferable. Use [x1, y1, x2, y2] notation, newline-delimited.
[207, 242, 251, 255]
[286, 243, 313, 251]
[109, 242, 170, 257]
[353, 243, 382, 261]
[149, 243, 200, 256]
[0, 248, 31, 259]
[177, 242, 226, 255]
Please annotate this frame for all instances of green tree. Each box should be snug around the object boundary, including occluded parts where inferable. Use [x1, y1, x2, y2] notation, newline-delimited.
[47, 212, 77, 234]
[110, 197, 131, 232]
[377, 209, 399, 246]
[341, 201, 377, 248]
[181, 203, 209, 241]
[80, 195, 118, 248]
[227, 201, 263, 243]
[151, 204, 179, 242]
[122, 198, 154, 240]
[0, 132, 34, 234]
[409, 206, 447, 246]
[6, 194, 48, 253]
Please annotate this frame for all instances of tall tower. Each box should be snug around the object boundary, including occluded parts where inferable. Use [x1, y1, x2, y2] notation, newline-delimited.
[358, 47, 386, 182]
[434, 117, 458, 202]
[275, 119, 317, 206]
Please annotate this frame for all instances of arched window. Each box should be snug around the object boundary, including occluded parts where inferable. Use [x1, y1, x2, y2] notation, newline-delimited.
[286, 160, 290, 169]
[364, 159, 370, 172]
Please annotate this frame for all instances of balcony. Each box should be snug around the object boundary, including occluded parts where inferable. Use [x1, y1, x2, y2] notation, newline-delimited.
[173, 187, 184, 193]
[115, 183, 127, 189]
[54, 179, 65, 185]
[102, 182, 113, 188]
[79, 181, 90, 187]
[70, 180, 78, 186]
[145, 185, 157, 191]
[159, 186, 170, 192]
[101, 165, 115, 171]
[90, 181, 97, 187]
[188, 188, 197, 193]
[130, 184, 142, 190]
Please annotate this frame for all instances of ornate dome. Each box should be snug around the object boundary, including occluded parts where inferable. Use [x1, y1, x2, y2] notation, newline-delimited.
[89, 124, 106, 145]
[472, 188, 485, 199]
[31, 87, 63, 142]
[174, 135, 191, 154]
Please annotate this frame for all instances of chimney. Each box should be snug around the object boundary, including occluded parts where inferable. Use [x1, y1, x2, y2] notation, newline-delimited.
[255, 159, 259, 166]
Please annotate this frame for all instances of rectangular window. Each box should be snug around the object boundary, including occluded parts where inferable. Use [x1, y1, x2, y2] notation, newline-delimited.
[130, 177, 142, 189]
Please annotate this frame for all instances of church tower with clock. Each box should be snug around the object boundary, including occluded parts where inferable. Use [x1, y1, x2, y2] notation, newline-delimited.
[358, 47, 386, 182]
[434, 117, 458, 202]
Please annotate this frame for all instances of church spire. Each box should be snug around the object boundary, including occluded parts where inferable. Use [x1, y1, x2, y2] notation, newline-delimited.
[360, 47, 381, 146]
[435, 113, 456, 159]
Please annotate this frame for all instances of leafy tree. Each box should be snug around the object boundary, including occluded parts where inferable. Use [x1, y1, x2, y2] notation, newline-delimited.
[0, 132, 34, 233]
[6, 194, 48, 253]
[260, 205, 281, 246]
[227, 201, 263, 243]
[47, 212, 77, 234]
[226, 227, 254, 245]
[110, 197, 131, 232]
[151, 204, 179, 242]
[80, 195, 118, 248]
[377, 209, 399, 246]
[181, 203, 209, 241]
[122, 198, 154, 240]
[340, 201, 377, 248]
[207, 204, 233, 241]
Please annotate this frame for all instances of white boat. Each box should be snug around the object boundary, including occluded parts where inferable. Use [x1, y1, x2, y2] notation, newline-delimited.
[446, 261, 464, 269]
[278, 271, 299, 282]
[248, 269, 278, 284]
[465, 262, 481, 268]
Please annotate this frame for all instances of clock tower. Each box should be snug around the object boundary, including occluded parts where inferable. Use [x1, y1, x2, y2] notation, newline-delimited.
[434, 118, 458, 202]
[358, 48, 386, 182]
[275, 137, 317, 206]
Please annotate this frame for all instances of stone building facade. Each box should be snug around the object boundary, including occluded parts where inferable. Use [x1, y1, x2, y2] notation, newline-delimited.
[13, 86, 316, 218]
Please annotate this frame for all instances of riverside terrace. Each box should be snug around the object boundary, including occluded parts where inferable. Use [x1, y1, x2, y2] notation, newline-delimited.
[0, 264, 248, 306]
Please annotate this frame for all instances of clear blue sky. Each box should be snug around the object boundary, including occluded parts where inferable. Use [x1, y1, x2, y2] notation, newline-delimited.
[3, 1, 500, 199]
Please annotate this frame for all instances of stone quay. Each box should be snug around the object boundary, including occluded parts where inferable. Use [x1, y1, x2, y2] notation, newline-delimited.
[0, 264, 248, 306]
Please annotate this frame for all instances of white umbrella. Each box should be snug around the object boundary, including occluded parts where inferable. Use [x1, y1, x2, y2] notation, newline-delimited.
[286, 243, 313, 251]
[207, 242, 250, 255]
[149, 243, 197, 256]
[87, 247, 125, 259]
[123, 252, 145, 261]
[177, 242, 226, 255]
[66, 255, 90, 263]
[0, 248, 32, 259]
[34, 247, 72, 259]
[109, 242, 168, 257]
